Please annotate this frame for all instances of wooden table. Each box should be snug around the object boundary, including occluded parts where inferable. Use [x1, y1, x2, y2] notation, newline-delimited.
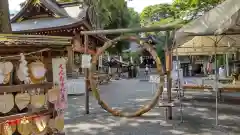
[183, 85, 240, 92]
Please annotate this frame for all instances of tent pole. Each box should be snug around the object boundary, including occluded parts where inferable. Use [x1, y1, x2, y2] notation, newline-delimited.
[226, 53, 229, 76]
[214, 35, 225, 126]
[214, 40, 219, 126]
[175, 45, 183, 123]
[226, 42, 231, 77]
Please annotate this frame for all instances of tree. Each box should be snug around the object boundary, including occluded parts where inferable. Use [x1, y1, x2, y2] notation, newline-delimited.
[83, 0, 128, 29]
[140, 4, 177, 26]
[140, 0, 226, 27]
[0, 0, 12, 33]
[127, 8, 141, 28]
[104, 7, 140, 54]
[172, 0, 225, 21]
[83, 0, 140, 54]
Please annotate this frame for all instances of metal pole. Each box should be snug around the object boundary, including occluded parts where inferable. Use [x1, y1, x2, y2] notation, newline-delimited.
[214, 41, 218, 126]
[226, 53, 229, 76]
[175, 46, 183, 123]
[108, 53, 111, 74]
[84, 35, 90, 114]
[226, 42, 230, 76]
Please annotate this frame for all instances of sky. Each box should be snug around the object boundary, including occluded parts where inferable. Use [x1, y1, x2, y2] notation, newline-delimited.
[127, 0, 173, 13]
[9, 0, 173, 13]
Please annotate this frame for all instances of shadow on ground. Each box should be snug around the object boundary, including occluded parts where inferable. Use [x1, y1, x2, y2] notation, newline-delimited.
[64, 80, 240, 135]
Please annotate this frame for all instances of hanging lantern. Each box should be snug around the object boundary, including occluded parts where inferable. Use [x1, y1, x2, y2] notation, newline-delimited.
[119, 56, 123, 63]
[107, 54, 111, 62]
[130, 56, 133, 64]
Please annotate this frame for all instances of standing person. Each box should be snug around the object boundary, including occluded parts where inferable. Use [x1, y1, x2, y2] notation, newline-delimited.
[207, 62, 212, 75]
[219, 65, 226, 78]
[145, 64, 149, 76]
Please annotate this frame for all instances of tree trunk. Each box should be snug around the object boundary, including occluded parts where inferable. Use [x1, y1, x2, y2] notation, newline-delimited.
[0, 0, 12, 33]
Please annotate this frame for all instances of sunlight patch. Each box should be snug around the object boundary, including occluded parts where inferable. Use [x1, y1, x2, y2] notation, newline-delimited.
[159, 121, 173, 127]
[219, 115, 231, 120]
[144, 112, 161, 116]
[133, 98, 151, 102]
[195, 107, 209, 111]
[169, 129, 185, 134]
[129, 122, 140, 127]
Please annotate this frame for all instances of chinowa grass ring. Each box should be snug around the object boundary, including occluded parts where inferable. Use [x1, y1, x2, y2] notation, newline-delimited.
[89, 35, 164, 117]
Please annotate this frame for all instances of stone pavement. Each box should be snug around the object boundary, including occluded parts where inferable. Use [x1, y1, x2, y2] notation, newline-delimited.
[64, 79, 240, 135]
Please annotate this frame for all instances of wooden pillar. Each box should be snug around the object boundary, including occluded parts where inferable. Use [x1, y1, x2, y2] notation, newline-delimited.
[47, 51, 53, 82]
[166, 51, 172, 72]
[84, 35, 90, 114]
[67, 46, 74, 74]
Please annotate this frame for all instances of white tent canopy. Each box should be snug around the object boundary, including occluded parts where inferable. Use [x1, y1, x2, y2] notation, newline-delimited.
[172, 0, 240, 126]
[173, 36, 238, 55]
[174, 0, 240, 55]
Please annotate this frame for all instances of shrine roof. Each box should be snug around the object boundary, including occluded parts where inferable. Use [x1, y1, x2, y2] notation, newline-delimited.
[11, 4, 88, 32]
[11, 0, 88, 32]
[11, 0, 69, 23]
[11, 17, 83, 32]
[10, 0, 108, 42]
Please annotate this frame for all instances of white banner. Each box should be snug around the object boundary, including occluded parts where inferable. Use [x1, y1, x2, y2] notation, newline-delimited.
[98, 55, 103, 67]
[149, 75, 160, 84]
[81, 54, 92, 68]
[52, 58, 68, 109]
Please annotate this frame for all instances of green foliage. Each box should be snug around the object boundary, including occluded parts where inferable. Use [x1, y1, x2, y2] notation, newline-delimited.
[140, 0, 226, 28]
[128, 8, 141, 28]
[122, 51, 141, 64]
[138, 0, 226, 48]
[83, 0, 140, 54]
[56, 0, 78, 2]
[84, 0, 128, 28]
[172, 0, 225, 20]
[130, 51, 141, 64]
[216, 55, 224, 68]
[140, 4, 177, 26]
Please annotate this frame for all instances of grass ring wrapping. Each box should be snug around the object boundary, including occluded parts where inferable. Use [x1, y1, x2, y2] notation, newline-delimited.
[89, 36, 165, 117]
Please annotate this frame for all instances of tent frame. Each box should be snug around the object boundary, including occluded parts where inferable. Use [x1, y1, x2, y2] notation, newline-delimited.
[174, 36, 229, 125]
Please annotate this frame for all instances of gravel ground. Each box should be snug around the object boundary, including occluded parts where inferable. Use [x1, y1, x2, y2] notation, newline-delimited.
[64, 78, 240, 135]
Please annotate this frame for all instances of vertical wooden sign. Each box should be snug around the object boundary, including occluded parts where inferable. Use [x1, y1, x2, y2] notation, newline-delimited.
[52, 58, 68, 109]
